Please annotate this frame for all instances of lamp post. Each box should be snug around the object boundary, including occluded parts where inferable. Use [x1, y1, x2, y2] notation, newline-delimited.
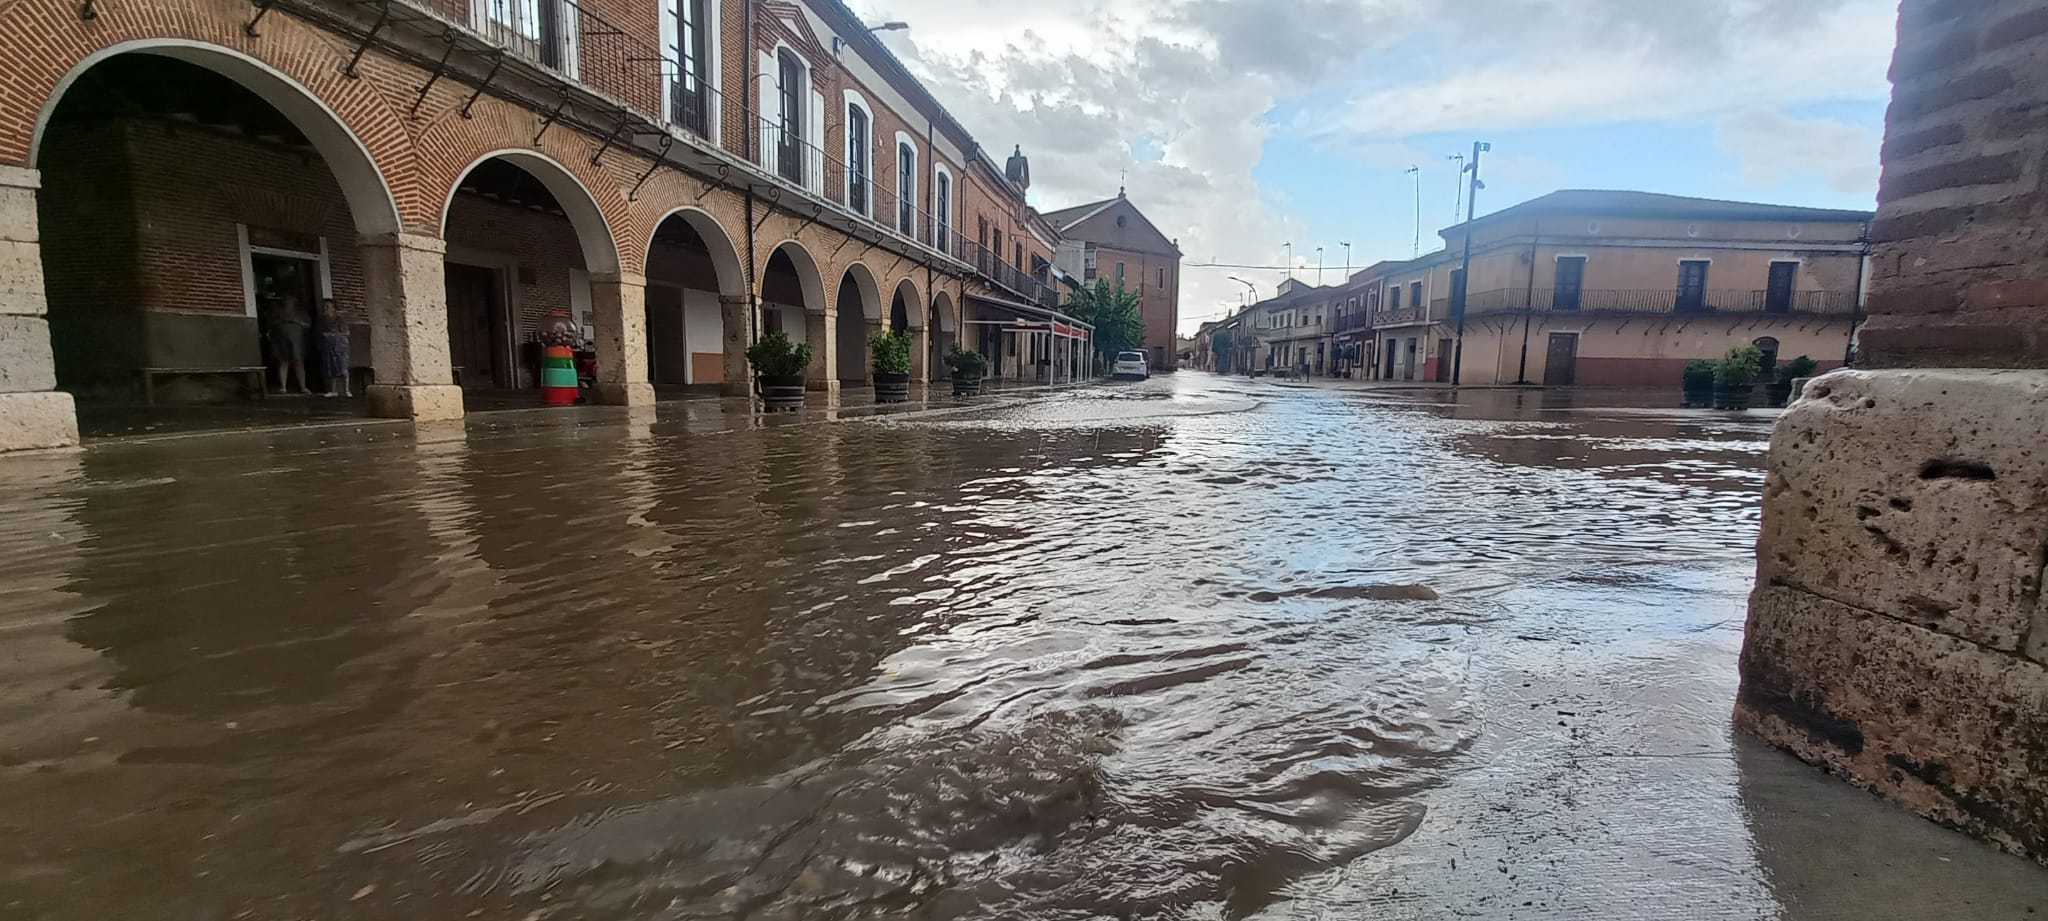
[1452, 141, 1489, 386]
[1406, 166, 1421, 258]
[1315, 246, 1324, 286]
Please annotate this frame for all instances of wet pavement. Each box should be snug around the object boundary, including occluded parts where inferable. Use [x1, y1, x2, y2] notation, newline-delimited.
[2, 372, 2045, 920]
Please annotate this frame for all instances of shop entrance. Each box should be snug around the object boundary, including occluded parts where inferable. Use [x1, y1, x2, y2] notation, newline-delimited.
[250, 253, 323, 393]
[444, 263, 505, 388]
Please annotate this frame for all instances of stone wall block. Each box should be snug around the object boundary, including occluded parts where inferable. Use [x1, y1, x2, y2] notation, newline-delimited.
[0, 240, 48, 318]
[1737, 585, 2048, 860]
[1757, 369, 2048, 651]
[0, 316, 58, 393]
[0, 392, 78, 451]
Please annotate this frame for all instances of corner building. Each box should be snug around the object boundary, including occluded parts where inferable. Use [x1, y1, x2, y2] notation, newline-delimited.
[0, 0, 1087, 450]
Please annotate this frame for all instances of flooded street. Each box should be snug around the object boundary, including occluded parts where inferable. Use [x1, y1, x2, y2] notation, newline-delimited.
[2, 373, 2044, 920]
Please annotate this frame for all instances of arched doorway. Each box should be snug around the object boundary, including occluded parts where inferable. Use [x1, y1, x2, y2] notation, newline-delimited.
[1753, 336, 1781, 379]
[644, 208, 745, 394]
[439, 151, 618, 403]
[929, 292, 957, 381]
[32, 47, 400, 430]
[836, 263, 881, 387]
[889, 278, 925, 380]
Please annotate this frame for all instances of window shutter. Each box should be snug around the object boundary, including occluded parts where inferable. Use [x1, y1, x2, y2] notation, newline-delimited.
[757, 51, 775, 168]
[807, 88, 826, 195]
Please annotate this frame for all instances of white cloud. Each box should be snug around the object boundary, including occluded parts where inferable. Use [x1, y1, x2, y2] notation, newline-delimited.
[1714, 109, 1880, 196]
[848, 0, 1898, 333]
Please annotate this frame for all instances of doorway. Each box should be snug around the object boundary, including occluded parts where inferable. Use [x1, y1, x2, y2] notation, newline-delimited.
[645, 284, 689, 385]
[1384, 338, 1397, 381]
[1544, 332, 1579, 386]
[251, 254, 321, 391]
[1765, 262, 1797, 313]
[1403, 338, 1417, 380]
[445, 262, 506, 387]
[1436, 338, 1453, 383]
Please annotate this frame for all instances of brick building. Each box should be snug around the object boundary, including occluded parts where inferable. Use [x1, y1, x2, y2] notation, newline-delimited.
[0, 0, 1099, 450]
[1736, 0, 2048, 862]
[1350, 191, 1871, 387]
[1045, 191, 1182, 370]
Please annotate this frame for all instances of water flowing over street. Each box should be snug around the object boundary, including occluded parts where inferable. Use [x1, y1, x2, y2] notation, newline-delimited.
[1, 374, 2043, 919]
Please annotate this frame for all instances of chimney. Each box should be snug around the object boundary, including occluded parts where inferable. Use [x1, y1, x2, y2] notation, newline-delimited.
[1005, 145, 1031, 192]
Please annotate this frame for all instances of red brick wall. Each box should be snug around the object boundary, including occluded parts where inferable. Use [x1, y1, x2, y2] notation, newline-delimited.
[445, 193, 588, 338]
[1860, 0, 2048, 367]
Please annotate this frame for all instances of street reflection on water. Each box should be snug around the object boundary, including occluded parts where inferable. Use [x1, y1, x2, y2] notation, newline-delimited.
[1, 375, 2042, 920]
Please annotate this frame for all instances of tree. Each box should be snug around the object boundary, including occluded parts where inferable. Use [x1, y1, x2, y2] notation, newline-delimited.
[1065, 279, 1145, 361]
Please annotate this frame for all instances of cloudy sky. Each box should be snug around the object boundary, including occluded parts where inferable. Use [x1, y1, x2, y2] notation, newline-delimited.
[846, 0, 1899, 334]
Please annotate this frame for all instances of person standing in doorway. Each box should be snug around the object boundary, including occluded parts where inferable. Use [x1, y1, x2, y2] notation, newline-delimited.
[268, 291, 312, 395]
[316, 298, 352, 398]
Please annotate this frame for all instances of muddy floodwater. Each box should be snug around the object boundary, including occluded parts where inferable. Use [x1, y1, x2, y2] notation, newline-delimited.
[3, 374, 2045, 920]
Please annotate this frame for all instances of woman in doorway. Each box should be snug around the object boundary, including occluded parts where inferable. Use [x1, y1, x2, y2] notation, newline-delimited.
[267, 291, 312, 395]
[317, 298, 352, 398]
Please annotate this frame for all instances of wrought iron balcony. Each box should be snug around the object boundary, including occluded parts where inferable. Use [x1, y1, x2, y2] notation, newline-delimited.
[1429, 288, 1861, 319]
[952, 238, 1060, 308]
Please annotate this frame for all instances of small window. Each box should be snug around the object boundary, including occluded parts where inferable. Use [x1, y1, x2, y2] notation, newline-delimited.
[1116, 262, 1126, 285]
[1158, 267, 1166, 287]
[1390, 285, 1402, 310]
[1410, 281, 1423, 308]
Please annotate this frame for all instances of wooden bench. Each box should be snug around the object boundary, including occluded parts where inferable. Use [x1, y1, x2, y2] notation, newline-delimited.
[139, 367, 268, 406]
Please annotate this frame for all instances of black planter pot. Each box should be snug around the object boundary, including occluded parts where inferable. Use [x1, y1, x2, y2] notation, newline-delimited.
[1714, 382, 1755, 411]
[1682, 381, 1715, 407]
[756, 374, 807, 412]
[952, 375, 984, 396]
[1766, 380, 1795, 408]
[874, 370, 912, 403]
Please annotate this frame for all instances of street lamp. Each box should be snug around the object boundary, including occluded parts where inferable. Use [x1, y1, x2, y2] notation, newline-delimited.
[1452, 141, 1490, 386]
[869, 21, 909, 31]
[1228, 275, 1258, 302]
[1315, 246, 1324, 286]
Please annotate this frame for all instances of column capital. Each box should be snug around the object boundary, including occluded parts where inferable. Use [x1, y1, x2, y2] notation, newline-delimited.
[590, 270, 648, 288]
[719, 294, 751, 306]
[357, 231, 446, 255]
[0, 165, 39, 191]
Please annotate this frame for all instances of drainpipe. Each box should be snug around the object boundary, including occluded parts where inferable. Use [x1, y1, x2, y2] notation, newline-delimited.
[1847, 223, 1871, 367]
[1515, 234, 1536, 384]
[742, 0, 759, 351]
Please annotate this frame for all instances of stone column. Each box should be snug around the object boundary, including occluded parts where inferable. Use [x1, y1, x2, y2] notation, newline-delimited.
[720, 294, 752, 397]
[590, 271, 653, 406]
[859, 318, 883, 386]
[805, 308, 838, 394]
[909, 324, 929, 383]
[360, 232, 465, 422]
[0, 167, 77, 451]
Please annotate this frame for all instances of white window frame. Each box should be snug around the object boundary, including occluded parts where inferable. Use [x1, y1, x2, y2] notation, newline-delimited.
[658, 0, 724, 144]
[931, 161, 954, 253]
[471, 0, 579, 77]
[893, 131, 919, 239]
[237, 224, 332, 319]
[843, 90, 875, 219]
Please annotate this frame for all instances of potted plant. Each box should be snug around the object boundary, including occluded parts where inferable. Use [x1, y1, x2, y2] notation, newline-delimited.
[1774, 355, 1820, 406]
[1712, 344, 1763, 411]
[1681, 359, 1716, 408]
[746, 329, 812, 412]
[946, 347, 989, 396]
[871, 329, 914, 403]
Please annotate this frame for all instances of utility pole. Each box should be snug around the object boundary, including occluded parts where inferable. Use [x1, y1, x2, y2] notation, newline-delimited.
[1283, 243, 1293, 280]
[1315, 246, 1324, 286]
[1448, 154, 1466, 226]
[1340, 241, 1352, 277]
[1452, 141, 1489, 386]
[1406, 166, 1421, 258]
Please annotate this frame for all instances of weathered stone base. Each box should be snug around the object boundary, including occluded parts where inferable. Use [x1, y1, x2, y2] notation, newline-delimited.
[1739, 368, 2048, 863]
[721, 380, 751, 398]
[0, 390, 79, 451]
[366, 383, 465, 422]
[592, 382, 655, 406]
[805, 378, 840, 395]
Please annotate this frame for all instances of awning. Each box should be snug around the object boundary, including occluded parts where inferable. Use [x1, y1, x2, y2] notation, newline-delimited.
[966, 294, 1093, 338]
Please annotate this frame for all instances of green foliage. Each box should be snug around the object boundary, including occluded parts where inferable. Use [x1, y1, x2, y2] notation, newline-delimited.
[870, 329, 913, 374]
[1064, 279, 1146, 359]
[1779, 355, 1819, 382]
[946, 347, 989, 377]
[1713, 344, 1764, 388]
[745, 329, 812, 378]
[1682, 359, 1716, 389]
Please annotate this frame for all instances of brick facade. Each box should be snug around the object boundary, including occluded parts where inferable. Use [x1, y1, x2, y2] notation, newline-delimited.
[1858, 0, 2048, 367]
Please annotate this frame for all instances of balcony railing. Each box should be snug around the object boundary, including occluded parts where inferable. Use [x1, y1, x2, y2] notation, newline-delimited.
[953, 238, 1060, 308]
[749, 111, 976, 261]
[1421, 288, 1860, 320]
[1374, 306, 1427, 328]
[471, 0, 646, 111]
[1334, 311, 1371, 333]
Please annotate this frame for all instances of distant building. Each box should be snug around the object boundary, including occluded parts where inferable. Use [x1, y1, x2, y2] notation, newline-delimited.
[1361, 190, 1874, 387]
[1046, 192, 1183, 370]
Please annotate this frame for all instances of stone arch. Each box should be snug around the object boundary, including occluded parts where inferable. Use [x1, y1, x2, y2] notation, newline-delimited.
[838, 261, 884, 320]
[645, 205, 746, 298]
[439, 149, 621, 275]
[27, 38, 402, 235]
[415, 94, 633, 265]
[762, 239, 826, 312]
[932, 291, 958, 334]
[890, 277, 925, 330]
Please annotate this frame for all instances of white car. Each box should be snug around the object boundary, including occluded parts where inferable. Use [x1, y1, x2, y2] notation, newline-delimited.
[1111, 350, 1150, 380]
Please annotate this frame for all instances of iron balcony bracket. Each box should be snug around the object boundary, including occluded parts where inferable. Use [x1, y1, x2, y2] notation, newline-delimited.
[697, 162, 730, 199]
[458, 50, 505, 119]
[245, 0, 276, 36]
[628, 134, 674, 201]
[339, 0, 390, 78]
[532, 84, 572, 144]
[77, 0, 96, 20]
[407, 30, 459, 116]
[589, 108, 631, 165]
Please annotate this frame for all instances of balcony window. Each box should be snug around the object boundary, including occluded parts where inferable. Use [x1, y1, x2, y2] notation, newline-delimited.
[845, 103, 869, 215]
[775, 50, 803, 184]
[897, 142, 917, 236]
[934, 168, 951, 250]
[1389, 285, 1402, 311]
[1410, 281, 1423, 311]
[664, 0, 711, 136]
[479, 0, 576, 73]
[1677, 260, 1710, 312]
[1554, 256, 1585, 311]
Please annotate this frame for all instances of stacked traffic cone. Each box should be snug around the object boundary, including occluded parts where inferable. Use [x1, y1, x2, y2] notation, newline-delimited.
[541, 345, 579, 404]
